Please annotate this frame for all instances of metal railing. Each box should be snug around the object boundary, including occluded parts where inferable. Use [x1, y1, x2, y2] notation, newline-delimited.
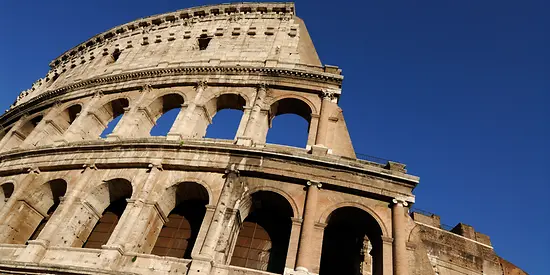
[355, 153, 392, 165]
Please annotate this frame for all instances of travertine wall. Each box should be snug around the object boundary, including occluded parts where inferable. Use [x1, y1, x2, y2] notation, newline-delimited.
[0, 2, 526, 275]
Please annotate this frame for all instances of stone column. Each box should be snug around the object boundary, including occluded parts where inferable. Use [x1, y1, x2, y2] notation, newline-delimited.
[199, 168, 241, 258]
[314, 90, 335, 147]
[295, 181, 322, 273]
[167, 81, 207, 140]
[392, 199, 409, 275]
[188, 167, 245, 275]
[107, 164, 164, 253]
[240, 84, 268, 144]
[61, 91, 103, 143]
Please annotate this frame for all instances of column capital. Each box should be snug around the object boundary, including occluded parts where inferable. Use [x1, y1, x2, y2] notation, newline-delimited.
[321, 89, 340, 102]
[195, 80, 208, 90]
[147, 163, 163, 172]
[93, 90, 104, 98]
[257, 82, 269, 91]
[306, 180, 322, 189]
[26, 167, 41, 175]
[392, 198, 409, 207]
[140, 84, 153, 93]
[224, 164, 240, 176]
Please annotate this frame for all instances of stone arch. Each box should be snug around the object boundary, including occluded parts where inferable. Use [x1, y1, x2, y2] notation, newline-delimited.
[318, 201, 389, 237]
[267, 95, 317, 147]
[147, 92, 185, 136]
[147, 92, 186, 121]
[268, 94, 318, 117]
[2, 113, 44, 151]
[83, 178, 133, 215]
[0, 179, 67, 244]
[151, 181, 210, 258]
[82, 178, 133, 249]
[83, 97, 130, 139]
[202, 93, 248, 139]
[204, 93, 247, 118]
[247, 185, 300, 219]
[230, 190, 294, 273]
[29, 103, 83, 147]
[319, 205, 387, 275]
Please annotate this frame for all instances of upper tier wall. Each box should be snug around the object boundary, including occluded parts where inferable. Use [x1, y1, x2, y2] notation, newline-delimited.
[10, 2, 330, 109]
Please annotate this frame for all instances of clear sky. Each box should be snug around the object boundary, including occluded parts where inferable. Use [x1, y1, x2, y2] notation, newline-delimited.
[0, 0, 548, 273]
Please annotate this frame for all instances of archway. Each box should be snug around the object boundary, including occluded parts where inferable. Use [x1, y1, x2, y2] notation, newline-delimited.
[319, 207, 383, 275]
[83, 178, 132, 249]
[0, 179, 66, 244]
[28, 179, 68, 241]
[204, 94, 246, 140]
[30, 104, 82, 147]
[267, 98, 312, 148]
[2, 115, 43, 151]
[149, 93, 185, 136]
[152, 182, 209, 258]
[83, 98, 129, 139]
[230, 191, 294, 273]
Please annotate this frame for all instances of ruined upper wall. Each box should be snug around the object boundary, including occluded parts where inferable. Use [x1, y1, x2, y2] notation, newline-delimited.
[10, 2, 331, 109]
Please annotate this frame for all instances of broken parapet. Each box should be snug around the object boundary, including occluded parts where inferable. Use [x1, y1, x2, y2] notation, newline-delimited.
[412, 212, 492, 246]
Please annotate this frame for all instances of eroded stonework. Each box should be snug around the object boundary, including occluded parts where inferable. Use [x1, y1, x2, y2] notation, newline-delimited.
[0, 2, 526, 275]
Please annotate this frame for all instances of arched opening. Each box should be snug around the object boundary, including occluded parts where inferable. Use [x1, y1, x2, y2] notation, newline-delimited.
[0, 182, 14, 209]
[204, 94, 246, 140]
[2, 115, 43, 151]
[83, 178, 132, 249]
[267, 98, 312, 148]
[28, 179, 67, 241]
[149, 93, 185, 136]
[320, 207, 383, 275]
[91, 98, 129, 138]
[230, 191, 293, 273]
[29, 104, 83, 147]
[64, 104, 82, 125]
[152, 182, 209, 258]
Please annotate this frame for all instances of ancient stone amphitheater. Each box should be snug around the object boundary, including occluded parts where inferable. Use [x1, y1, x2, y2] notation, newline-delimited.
[0, 2, 526, 275]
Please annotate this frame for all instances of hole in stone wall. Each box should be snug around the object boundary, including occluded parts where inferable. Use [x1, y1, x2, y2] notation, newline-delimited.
[110, 49, 121, 64]
[198, 37, 211, 50]
[1, 182, 14, 200]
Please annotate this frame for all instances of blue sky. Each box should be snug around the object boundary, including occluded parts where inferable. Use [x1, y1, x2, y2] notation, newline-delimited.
[1, 0, 548, 273]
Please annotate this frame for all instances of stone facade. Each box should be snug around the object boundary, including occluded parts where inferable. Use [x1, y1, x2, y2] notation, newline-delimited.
[0, 2, 526, 275]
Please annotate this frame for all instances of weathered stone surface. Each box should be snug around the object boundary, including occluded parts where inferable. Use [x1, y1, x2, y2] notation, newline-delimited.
[0, 2, 526, 275]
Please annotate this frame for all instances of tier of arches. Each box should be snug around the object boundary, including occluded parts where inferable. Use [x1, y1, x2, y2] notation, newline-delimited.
[0, 172, 388, 275]
[0, 85, 328, 153]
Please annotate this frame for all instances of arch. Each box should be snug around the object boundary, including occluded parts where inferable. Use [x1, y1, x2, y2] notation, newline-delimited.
[230, 190, 294, 273]
[2, 113, 44, 151]
[82, 178, 133, 249]
[204, 93, 247, 117]
[152, 182, 209, 259]
[203, 93, 247, 139]
[247, 186, 300, 219]
[148, 93, 185, 121]
[86, 97, 129, 139]
[26, 179, 68, 241]
[319, 206, 385, 275]
[318, 201, 389, 237]
[267, 96, 315, 148]
[268, 94, 318, 117]
[148, 93, 185, 136]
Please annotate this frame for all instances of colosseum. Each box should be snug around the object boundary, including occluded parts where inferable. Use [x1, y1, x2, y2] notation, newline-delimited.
[0, 2, 527, 275]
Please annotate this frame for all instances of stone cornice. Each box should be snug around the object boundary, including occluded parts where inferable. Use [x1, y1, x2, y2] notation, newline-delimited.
[1, 65, 343, 123]
[0, 139, 419, 193]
